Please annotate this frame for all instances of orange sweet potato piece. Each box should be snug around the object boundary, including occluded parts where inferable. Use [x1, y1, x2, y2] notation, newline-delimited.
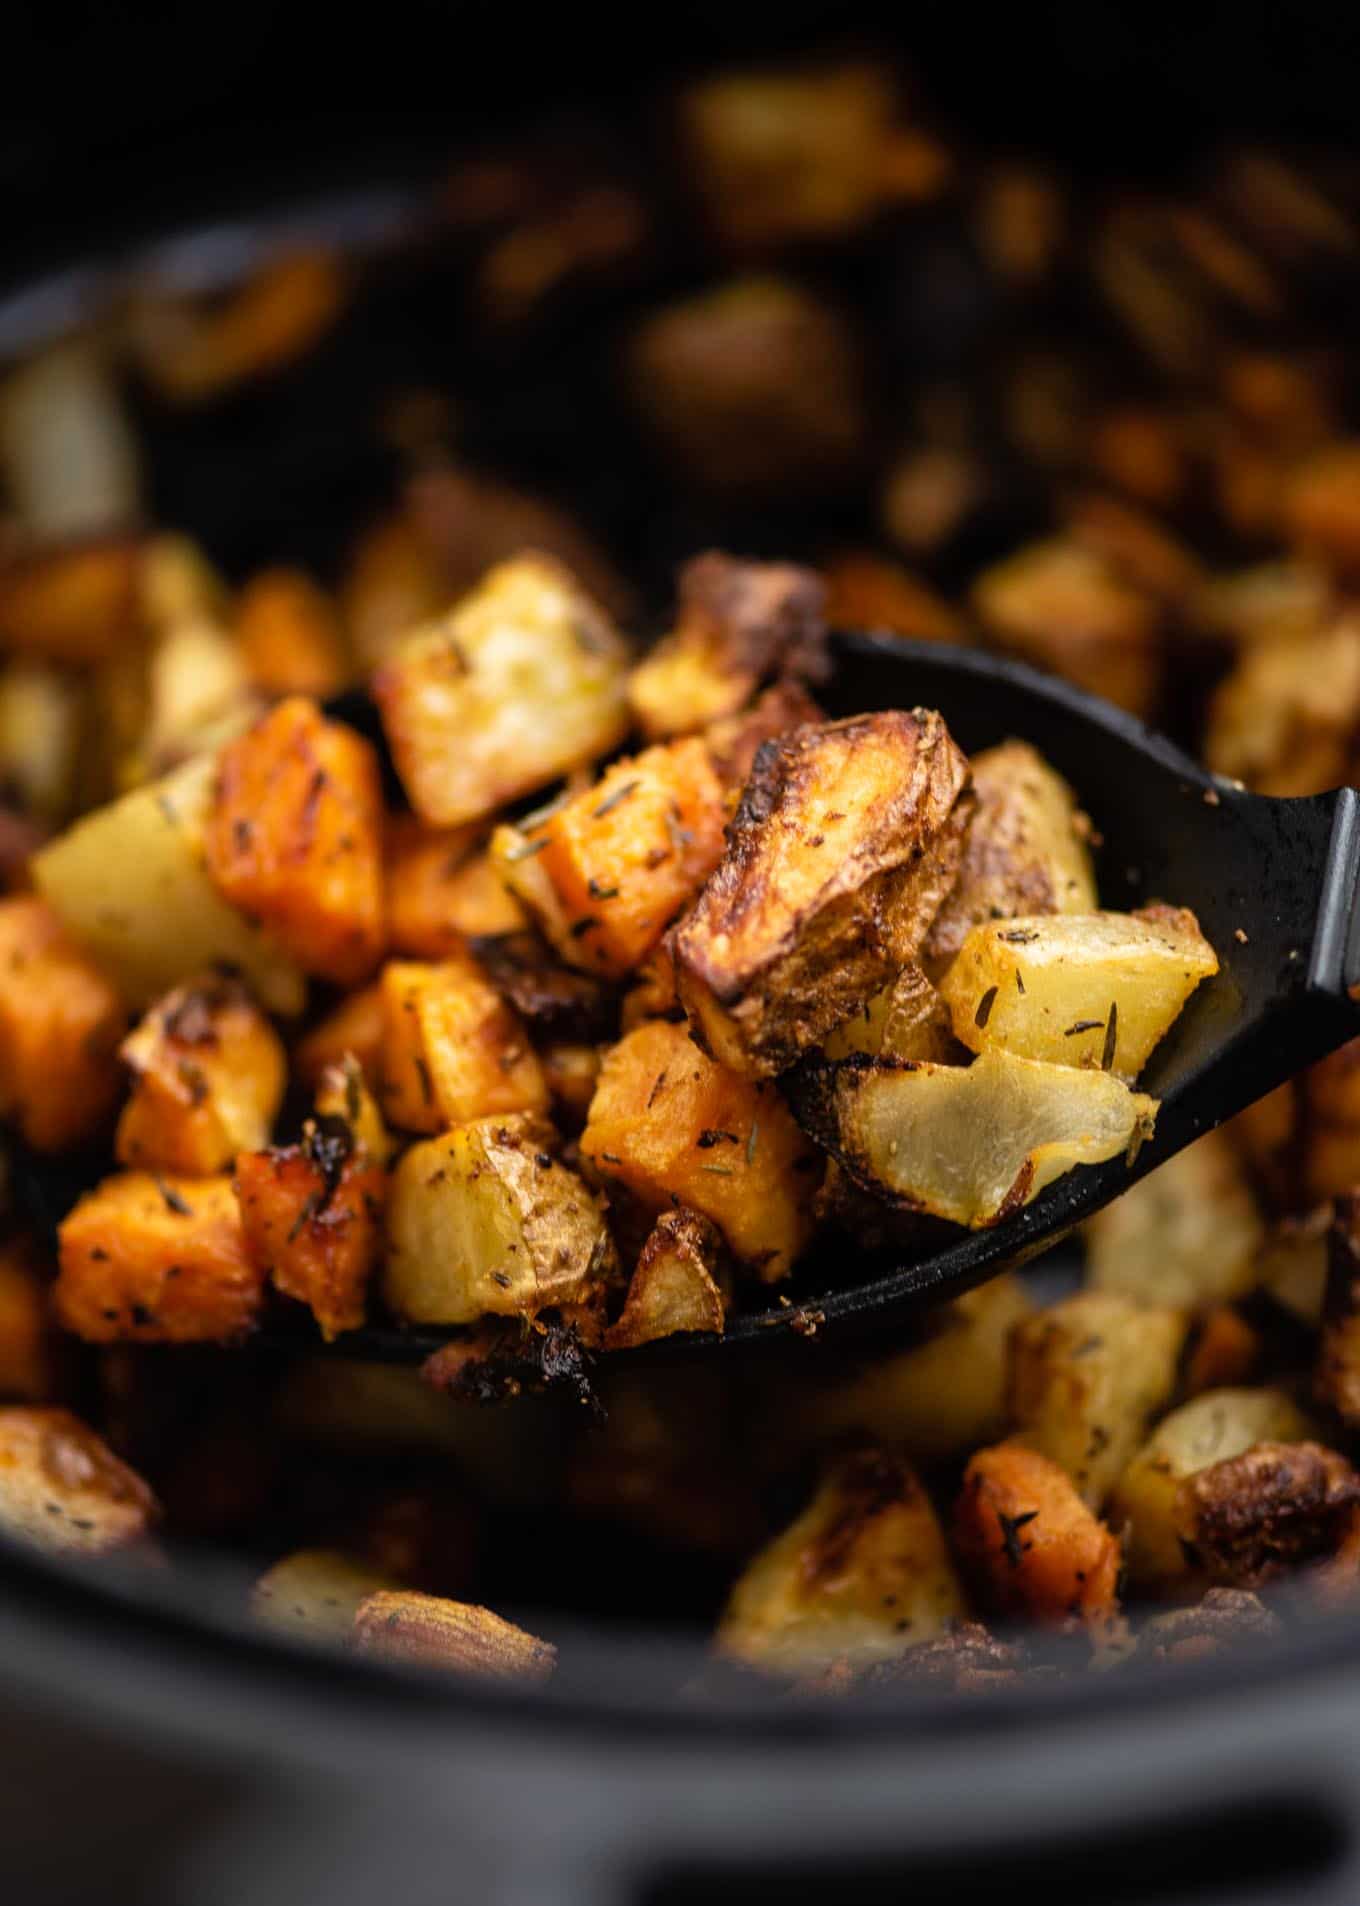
[236, 568, 349, 698]
[235, 1130, 385, 1341]
[294, 983, 385, 1090]
[205, 697, 383, 986]
[953, 1442, 1123, 1637]
[0, 895, 125, 1151]
[57, 1171, 264, 1342]
[0, 539, 141, 663]
[379, 955, 548, 1134]
[385, 815, 525, 957]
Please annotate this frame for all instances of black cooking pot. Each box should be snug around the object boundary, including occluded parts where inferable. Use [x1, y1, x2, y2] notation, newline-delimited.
[7, 9, 1360, 1902]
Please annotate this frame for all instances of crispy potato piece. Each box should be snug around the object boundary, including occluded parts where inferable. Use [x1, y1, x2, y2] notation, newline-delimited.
[627, 552, 828, 741]
[1108, 1387, 1313, 1592]
[236, 569, 349, 698]
[0, 1406, 158, 1556]
[34, 753, 305, 1013]
[115, 972, 287, 1175]
[294, 983, 385, 1091]
[373, 554, 630, 828]
[1009, 1292, 1187, 1506]
[819, 961, 957, 1063]
[580, 1018, 820, 1281]
[138, 614, 256, 779]
[798, 1275, 1033, 1462]
[379, 954, 548, 1135]
[939, 907, 1218, 1082]
[385, 816, 525, 957]
[1316, 1192, 1360, 1426]
[467, 932, 613, 1045]
[352, 1589, 556, 1679]
[0, 539, 140, 664]
[797, 1048, 1157, 1229]
[235, 1127, 385, 1341]
[1204, 619, 1360, 797]
[953, 1443, 1122, 1637]
[1175, 1441, 1360, 1589]
[717, 1447, 967, 1674]
[606, 1208, 728, 1349]
[703, 679, 826, 792]
[971, 539, 1163, 718]
[672, 710, 972, 1077]
[205, 697, 384, 987]
[56, 1171, 264, 1343]
[0, 896, 125, 1150]
[532, 739, 727, 979]
[0, 1239, 59, 1401]
[822, 551, 965, 645]
[1283, 443, 1360, 582]
[132, 251, 347, 404]
[385, 1113, 617, 1327]
[252, 1548, 399, 1644]
[1084, 1130, 1264, 1310]
[923, 741, 1097, 969]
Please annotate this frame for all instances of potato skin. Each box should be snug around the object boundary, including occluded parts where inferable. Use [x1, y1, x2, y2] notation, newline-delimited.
[235, 1135, 385, 1341]
[0, 1406, 159, 1556]
[1175, 1441, 1360, 1588]
[672, 710, 972, 1077]
[953, 1442, 1123, 1637]
[704, 679, 826, 792]
[379, 954, 548, 1135]
[352, 1589, 556, 1679]
[0, 895, 125, 1151]
[56, 1171, 264, 1343]
[205, 696, 384, 987]
[606, 1208, 729, 1349]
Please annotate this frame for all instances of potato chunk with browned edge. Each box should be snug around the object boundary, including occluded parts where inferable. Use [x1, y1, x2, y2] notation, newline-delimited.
[717, 1447, 966, 1674]
[252, 1548, 399, 1644]
[353, 1589, 556, 1679]
[380, 955, 548, 1135]
[580, 1018, 820, 1281]
[115, 971, 287, 1175]
[923, 740, 1097, 968]
[204, 697, 384, 987]
[1085, 1130, 1264, 1311]
[607, 1209, 729, 1349]
[1174, 1440, 1360, 1590]
[373, 554, 630, 828]
[819, 961, 956, 1063]
[0, 896, 125, 1151]
[672, 710, 972, 1077]
[628, 551, 828, 741]
[953, 1443, 1122, 1638]
[385, 1114, 617, 1328]
[0, 1407, 158, 1556]
[57, 1172, 264, 1342]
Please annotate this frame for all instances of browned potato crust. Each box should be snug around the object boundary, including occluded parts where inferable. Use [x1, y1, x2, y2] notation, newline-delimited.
[672, 710, 972, 1076]
[703, 679, 826, 791]
[1175, 1441, 1360, 1588]
[0, 1406, 159, 1556]
[352, 1589, 556, 1679]
[606, 1208, 729, 1349]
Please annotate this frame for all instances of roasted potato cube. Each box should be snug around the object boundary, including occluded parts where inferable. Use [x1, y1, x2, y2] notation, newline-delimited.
[294, 982, 384, 1091]
[627, 551, 828, 741]
[33, 753, 305, 1013]
[385, 816, 525, 957]
[703, 679, 826, 792]
[796, 1048, 1157, 1229]
[580, 1018, 820, 1280]
[953, 1443, 1122, 1639]
[138, 614, 255, 780]
[923, 741, 1097, 969]
[1316, 1192, 1360, 1426]
[1193, 559, 1332, 653]
[56, 1171, 264, 1343]
[373, 554, 630, 829]
[672, 710, 972, 1077]
[115, 972, 287, 1175]
[1283, 443, 1360, 582]
[971, 539, 1163, 718]
[235, 1127, 385, 1341]
[235, 568, 349, 699]
[1204, 620, 1360, 797]
[716, 1447, 967, 1674]
[0, 660, 83, 821]
[204, 697, 384, 987]
[820, 962, 957, 1064]
[466, 932, 614, 1045]
[0, 539, 140, 664]
[379, 955, 548, 1135]
[532, 738, 727, 979]
[1175, 1441, 1360, 1589]
[939, 907, 1218, 1082]
[252, 1548, 399, 1644]
[1084, 1130, 1264, 1310]
[1009, 1292, 1187, 1506]
[0, 1239, 59, 1401]
[1108, 1387, 1314, 1592]
[606, 1208, 729, 1349]
[0, 1407, 158, 1556]
[352, 1589, 556, 1680]
[385, 1113, 617, 1327]
[0, 896, 125, 1150]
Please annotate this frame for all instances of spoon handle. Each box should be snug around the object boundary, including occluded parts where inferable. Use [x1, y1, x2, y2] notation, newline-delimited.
[1309, 785, 1360, 1003]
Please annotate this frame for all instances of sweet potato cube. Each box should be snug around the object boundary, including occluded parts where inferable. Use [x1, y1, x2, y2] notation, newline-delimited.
[235, 1131, 385, 1341]
[115, 972, 287, 1175]
[380, 955, 548, 1135]
[385, 815, 525, 957]
[580, 1018, 820, 1280]
[56, 1171, 264, 1343]
[533, 738, 727, 979]
[0, 1239, 60, 1401]
[607, 1208, 729, 1349]
[373, 554, 630, 827]
[0, 1407, 158, 1556]
[953, 1442, 1122, 1637]
[236, 568, 349, 698]
[671, 710, 972, 1076]
[294, 982, 385, 1090]
[0, 896, 125, 1151]
[204, 697, 384, 987]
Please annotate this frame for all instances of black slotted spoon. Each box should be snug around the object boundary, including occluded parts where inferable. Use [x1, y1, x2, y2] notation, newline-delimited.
[15, 632, 1360, 1364]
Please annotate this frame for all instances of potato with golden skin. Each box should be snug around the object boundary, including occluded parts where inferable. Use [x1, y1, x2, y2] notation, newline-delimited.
[1175, 1441, 1360, 1589]
[373, 554, 630, 829]
[379, 954, 548, 1135]
[818, 961, 957, 1064]
[0, 896, 126, 1151]
[115, 972, 287, 1176]
[580, 1017, 820, 1281]
[717, 1447, 967, 1674]
[56, 1171, 264, 1343]
[352, 1589, 556, 1679]
[252, 1549, 399, 1644]
[703, 679, 826, 792]
[606, 1208, 729, 1349]
[0, 1406, 159, 1556]
[672, 710, 972, 1077]
[953, 1443, 1123, 1638]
